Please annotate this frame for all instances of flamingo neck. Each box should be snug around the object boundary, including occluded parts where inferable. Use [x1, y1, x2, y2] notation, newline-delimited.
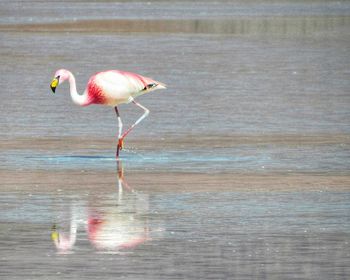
[67, 72, 90, 106]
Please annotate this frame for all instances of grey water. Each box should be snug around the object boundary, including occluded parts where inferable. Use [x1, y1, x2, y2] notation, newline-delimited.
[1, 189, 350, 279]
[0, 0, 350, 279]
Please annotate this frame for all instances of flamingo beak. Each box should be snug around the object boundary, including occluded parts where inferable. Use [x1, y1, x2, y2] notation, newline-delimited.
[50, 76, 60, 93]
[51, 225, 59, 242]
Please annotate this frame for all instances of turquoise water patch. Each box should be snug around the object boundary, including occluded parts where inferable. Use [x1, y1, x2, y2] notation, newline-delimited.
[2, 148, 271, 173]
[1, 143, 348, 173]
[24, 151, 266, 173]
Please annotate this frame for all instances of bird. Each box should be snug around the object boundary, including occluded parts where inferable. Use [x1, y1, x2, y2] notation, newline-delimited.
[50, 69, 166, 158]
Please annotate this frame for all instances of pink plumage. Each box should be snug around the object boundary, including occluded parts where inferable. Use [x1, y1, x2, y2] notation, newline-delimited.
[85, 70, 165, 106]
[50, 69, 166, 158]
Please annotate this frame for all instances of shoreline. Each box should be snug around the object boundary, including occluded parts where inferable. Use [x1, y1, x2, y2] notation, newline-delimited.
[1, 16, 349, 36]
[1, 133, 349, 150]
[1, 169, 349, 193]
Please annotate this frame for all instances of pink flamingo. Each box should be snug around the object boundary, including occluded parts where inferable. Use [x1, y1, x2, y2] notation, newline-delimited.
[50, 69, 166, 158]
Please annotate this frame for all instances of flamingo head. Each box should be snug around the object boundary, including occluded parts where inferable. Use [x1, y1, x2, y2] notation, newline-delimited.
[50, 69, 70, 93]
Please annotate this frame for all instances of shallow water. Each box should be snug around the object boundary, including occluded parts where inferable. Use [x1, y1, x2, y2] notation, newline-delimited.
[1, 0, 350, 279]
[1, 171, 350, 279]
[1, 139, 350, 174]
[2, 1, 350, 24]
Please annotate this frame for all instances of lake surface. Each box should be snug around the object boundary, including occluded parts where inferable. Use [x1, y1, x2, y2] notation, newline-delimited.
[0, 0, 349, 279]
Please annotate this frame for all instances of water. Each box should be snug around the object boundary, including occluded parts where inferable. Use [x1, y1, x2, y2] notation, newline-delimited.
[1, 188, 350, 279]
[2, 1, 350, 24]
[1, 0, 350, 279]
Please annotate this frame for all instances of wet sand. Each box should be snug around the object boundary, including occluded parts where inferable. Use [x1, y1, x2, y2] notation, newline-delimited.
[2, 16, 349, 36]
[1, 169, 350, 193]
[1, 136, 350, 193]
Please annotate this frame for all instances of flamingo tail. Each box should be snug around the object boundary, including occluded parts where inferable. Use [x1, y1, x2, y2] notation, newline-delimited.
[155, 81, 167, 89]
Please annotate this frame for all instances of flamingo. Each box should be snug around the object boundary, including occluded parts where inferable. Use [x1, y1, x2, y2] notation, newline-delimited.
[49, 69, 166, 158]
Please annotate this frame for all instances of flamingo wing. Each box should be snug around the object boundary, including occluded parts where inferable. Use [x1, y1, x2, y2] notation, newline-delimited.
[87, 70, 165, 106]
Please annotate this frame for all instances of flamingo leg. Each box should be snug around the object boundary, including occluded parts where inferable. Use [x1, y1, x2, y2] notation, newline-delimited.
[122, 99, 149, 139]
[114, 106, 123, 158]
[115, 99, 149, 158]
[121, 99, 149, 148]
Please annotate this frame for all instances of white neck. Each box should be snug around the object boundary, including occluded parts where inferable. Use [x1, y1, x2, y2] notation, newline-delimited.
[67, 72, 89, 106]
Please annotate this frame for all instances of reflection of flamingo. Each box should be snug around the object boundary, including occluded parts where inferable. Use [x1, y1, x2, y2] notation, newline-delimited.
[51, 160, 153, 253]
[51, 224, 77, 253]
[87, 210, 150, 251]
[49, 69, 166, 158]
[88, 160, 150, 251]
[51, 206, 79, 254]
[117, 159, 133, 194]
